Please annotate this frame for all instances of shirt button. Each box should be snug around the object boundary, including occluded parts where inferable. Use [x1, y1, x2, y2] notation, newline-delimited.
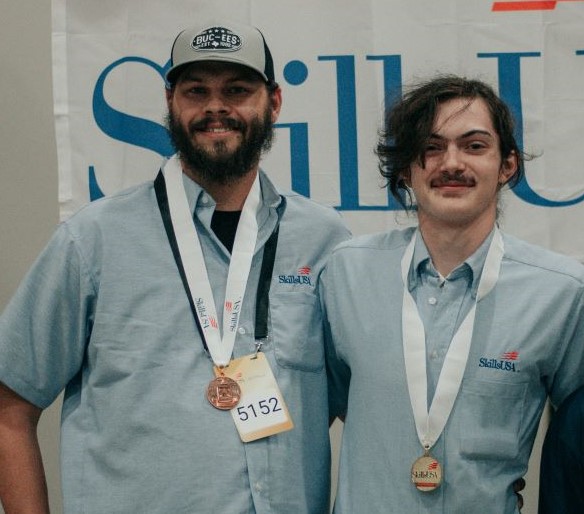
[201, 194, 209, 204]
[428, 297, 437, 305]
[430, 350, 439, 359]
[238, 327, 246, 335]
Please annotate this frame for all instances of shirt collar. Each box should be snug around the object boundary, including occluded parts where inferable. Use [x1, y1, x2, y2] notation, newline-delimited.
[409, 227, 496, 299]
[181, 168, 283, 240]
[183, 167, 281, 207]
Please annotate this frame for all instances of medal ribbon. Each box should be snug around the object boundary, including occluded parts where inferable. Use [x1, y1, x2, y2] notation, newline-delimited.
[164, 157, 260, 367]
[401, 228, 504, 450]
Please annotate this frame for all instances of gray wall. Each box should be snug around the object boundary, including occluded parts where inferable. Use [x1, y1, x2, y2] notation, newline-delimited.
[0, 2, 63, 513]
[0, 2, 545, 513]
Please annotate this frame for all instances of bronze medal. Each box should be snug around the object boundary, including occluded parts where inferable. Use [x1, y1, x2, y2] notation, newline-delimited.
[207, 375, 241, 410]
[411, 453, 442, 492]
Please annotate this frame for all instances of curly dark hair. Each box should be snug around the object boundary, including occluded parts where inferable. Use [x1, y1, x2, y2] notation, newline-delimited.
[376, 75, 527, 210]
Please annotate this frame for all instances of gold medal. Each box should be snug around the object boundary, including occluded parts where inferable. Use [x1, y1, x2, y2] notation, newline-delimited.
[207, 374, 241, 410]
[411, 451, 442, 492]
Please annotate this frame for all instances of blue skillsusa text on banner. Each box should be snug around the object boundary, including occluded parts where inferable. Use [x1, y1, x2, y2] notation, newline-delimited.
[91, 51, 584, 210]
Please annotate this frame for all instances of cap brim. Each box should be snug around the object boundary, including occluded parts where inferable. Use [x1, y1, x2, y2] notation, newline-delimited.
[165, 56, 269, 85]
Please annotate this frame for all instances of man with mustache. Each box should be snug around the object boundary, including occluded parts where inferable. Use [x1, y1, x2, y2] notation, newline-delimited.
[0, 19, 349, 514]
[322, 75, 584, 513]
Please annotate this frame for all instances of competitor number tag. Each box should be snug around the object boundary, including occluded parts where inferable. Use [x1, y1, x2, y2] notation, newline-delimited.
[215, 352, 294, 442]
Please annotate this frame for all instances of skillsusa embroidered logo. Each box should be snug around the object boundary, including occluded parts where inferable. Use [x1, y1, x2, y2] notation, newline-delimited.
[278, 266, 314, 286]
[191, 27, 242, 52]
[478, 350, 519, 372]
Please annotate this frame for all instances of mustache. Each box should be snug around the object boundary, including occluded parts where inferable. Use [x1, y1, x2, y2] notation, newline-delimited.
[188, 116, 245, 132]
[431, 172, 476, 187]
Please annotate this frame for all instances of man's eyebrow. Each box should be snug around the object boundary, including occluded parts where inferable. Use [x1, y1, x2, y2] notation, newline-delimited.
[177, 73, 202, 83]
[429, 129, 494, 140]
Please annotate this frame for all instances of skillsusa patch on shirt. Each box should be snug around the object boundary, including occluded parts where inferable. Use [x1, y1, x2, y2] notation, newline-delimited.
[278, 266, 314, 286]
[478, 351, 520, 373]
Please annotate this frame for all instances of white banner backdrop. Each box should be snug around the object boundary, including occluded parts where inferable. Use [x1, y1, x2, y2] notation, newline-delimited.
[52, 0, 584, 261]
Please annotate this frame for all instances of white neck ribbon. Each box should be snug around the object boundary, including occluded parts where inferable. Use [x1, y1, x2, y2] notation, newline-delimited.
[400, 228, 504, 449]
[164, 157, 260, 367]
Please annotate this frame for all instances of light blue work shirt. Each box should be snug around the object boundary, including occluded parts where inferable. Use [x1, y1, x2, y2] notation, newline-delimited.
[412, 231, 492, 403]
[0, 168, 350, 514]
[323, 227, 584, 514]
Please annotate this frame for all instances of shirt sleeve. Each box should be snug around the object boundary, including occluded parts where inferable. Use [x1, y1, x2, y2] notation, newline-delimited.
[0, 222, 95, 408]
[547, 284, 584, 408]
[321, 259, 350, 419]
[539, 387, 584, 514]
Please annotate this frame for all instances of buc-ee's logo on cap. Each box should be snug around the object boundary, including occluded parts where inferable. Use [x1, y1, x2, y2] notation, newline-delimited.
[191, 27, 242, 52]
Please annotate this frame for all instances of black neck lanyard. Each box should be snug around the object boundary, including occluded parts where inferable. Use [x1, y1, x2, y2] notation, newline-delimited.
[154, 171, 279, 352]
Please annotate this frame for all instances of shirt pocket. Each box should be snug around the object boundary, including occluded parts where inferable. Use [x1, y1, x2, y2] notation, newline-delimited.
[89, 316, 171, 381]
[269, 290, 325, 372]
[458, 379, 528, 460]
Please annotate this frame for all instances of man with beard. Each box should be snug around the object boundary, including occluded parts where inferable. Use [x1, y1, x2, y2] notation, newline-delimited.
[0, 19, 349, 514]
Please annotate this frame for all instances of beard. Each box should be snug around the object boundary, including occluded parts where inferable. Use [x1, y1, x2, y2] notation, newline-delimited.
[166, 106, 275, 185]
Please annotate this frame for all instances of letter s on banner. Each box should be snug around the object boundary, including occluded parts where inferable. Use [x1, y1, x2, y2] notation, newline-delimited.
[90, 56, 175, 200]
[93, 56, 174, 158]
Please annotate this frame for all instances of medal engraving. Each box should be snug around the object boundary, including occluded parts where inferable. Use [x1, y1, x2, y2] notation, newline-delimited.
[207, 375, 241, 410]
[411, 454, 442, 492]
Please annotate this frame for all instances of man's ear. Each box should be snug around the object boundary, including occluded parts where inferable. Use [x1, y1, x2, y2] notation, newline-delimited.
[165, 87, 174, 109]
[499, 151, 518, 185]
[401, 167, 412, 187]
[270, 87, 283, 123]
